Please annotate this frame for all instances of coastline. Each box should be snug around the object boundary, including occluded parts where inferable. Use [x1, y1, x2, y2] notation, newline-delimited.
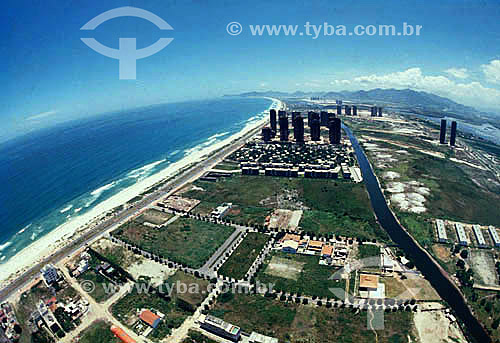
[0, 97, 282, 292]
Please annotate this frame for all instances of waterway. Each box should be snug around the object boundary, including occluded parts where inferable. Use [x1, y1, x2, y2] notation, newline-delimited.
[344, 124, 490, 343]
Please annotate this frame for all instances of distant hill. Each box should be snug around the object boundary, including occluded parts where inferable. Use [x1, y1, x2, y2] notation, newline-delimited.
[227, 88, 488, 123]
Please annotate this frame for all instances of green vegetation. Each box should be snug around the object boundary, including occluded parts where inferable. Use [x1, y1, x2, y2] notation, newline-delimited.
[357, 244, 380, 260]
[464, 289, 500, 342]
[363, 132, 500, 247]
[185, 175, 388, 242]
[166, 271, 210, 309]
[113, 217, 234, 268]
[182, 330, 218, 343]
[112, 276, 190, 339]
[78, 251, 129, 303]
[255, 251, 346, 299]
[218, 233, 269, 280]
[184, 175, 291, 225]
[214, 161, 240, 170]
[210, 293, 415, 343]
[77, 321, 117, 343]
[92, 239, 141, 270]
[79, 269, 115, 303]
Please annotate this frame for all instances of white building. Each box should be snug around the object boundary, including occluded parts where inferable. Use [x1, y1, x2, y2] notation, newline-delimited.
[489, 226, 500, 247]
[41, 264, 60, 286]
[211, 203, 233, 219]
[472, 225, 486, 248]
[436, 219, 447, 243]
[455, 223, 468, 246]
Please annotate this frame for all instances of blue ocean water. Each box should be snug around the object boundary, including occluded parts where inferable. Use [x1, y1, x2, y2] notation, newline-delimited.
[0, 97, 273, 264]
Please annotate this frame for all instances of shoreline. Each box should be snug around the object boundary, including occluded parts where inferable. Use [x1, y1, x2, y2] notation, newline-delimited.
[0, 97, 283, 295]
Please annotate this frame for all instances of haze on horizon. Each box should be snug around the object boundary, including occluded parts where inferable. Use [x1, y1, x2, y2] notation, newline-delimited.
[3, 0, 500, 141]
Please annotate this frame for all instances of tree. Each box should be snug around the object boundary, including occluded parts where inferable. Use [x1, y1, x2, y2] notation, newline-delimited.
[460, 250, 469, 259]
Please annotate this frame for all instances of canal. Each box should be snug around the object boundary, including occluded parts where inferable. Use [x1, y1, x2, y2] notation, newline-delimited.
[344, 125, 490, 343]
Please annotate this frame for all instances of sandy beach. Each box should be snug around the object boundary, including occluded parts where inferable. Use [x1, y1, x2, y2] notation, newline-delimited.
[0, 98, 283, 292]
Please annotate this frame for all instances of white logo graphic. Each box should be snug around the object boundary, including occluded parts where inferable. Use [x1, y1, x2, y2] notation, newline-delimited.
[226, 22, 243, 36]
[81, 7, 174, 79]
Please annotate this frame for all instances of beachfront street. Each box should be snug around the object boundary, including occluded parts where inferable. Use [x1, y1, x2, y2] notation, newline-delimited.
[0, 101, 284, 303]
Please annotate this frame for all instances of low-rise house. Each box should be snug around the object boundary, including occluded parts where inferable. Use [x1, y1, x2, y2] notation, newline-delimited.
[211, 203, 233, 219]
[139, 309, 162, 329]
[282, 240, 299, 254]
[307, 240, 324, 253]
[321, 245, 333, 258]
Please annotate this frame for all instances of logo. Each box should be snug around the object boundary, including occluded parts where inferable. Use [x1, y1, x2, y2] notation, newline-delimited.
[226, 22, 243, 36]
[81, 7, 174, 80]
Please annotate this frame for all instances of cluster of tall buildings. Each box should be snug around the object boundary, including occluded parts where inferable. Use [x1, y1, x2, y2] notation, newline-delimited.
[370, 106, 383, 117]
[263, 109, 341, 144]
[334, 103, 358, 116]
[439, 119, 457, 146]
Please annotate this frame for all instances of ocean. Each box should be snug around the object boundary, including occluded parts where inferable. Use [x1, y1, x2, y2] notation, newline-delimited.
[0, 97, 274, 276]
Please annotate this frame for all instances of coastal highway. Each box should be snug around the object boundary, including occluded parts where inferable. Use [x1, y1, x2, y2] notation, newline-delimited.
[0, 115, 272, 303]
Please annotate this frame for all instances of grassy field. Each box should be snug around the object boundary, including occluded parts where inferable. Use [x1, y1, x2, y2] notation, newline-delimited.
[210, 293, 416, 343]
[183, 175, 294, 225]
[182, 330, 218, 343]
[357, 244, 380, 260]
[255, 251, 346, 299]
[112, 217, 234, 268]
[76, 321, 117, 343]
[166, 271, 210, 308]
[184, 175, 388, 242]
[218, 233, 269, 280]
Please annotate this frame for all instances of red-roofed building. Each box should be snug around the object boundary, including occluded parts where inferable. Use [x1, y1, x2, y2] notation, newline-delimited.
[139, 309, 161, 329]
[45, 297, 58, 312]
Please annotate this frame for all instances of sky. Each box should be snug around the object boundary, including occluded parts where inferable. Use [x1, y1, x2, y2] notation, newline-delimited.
[2, 0, 500, 141]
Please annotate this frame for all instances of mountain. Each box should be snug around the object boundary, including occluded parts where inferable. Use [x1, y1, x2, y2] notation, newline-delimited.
[228, 88, 486, 122]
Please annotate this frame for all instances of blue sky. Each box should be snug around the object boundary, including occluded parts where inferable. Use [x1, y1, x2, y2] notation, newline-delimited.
[2, 0, 500, 141]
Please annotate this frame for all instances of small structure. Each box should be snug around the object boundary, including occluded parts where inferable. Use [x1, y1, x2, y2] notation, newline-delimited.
[249, 331, 279, 343]
[359, 274, 379, 291]
[307, 240, 324, 253]
[359, 274, 384, 299]
[321, 245, 334, 258]
[489, 226, 500, 248]
[139, 309, 161, 329]
[282, 240, 299, 254]
[211, 203, 233, 219]
[436, 219, 448, 243]
[455, 223, 468, 246]
[157, 196, 200, 213]
[382, 254, 394, 273]
[472, 225, 487, 248]
[201, 315, 241, 342]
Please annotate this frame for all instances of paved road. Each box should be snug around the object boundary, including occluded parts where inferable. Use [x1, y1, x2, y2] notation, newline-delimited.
[199, 227, 246, 275]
